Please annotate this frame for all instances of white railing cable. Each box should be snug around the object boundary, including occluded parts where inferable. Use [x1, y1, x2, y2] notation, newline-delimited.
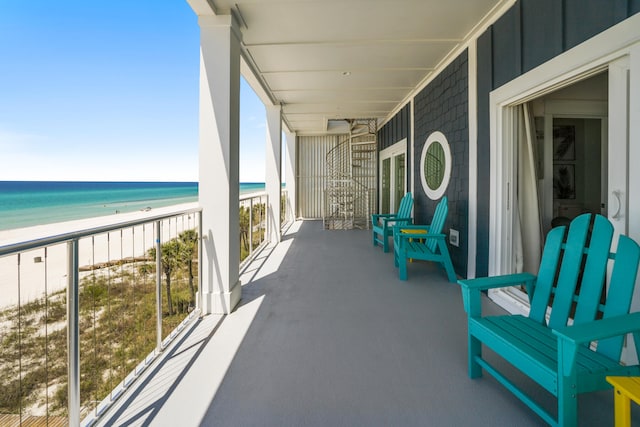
[0, 207, 202, 257]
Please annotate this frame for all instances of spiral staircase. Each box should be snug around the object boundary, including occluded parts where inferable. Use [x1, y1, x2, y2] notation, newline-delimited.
[323, 119, 377, 230]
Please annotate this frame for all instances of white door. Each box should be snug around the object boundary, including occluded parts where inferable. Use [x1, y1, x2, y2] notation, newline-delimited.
[379, 139, 407, 214]
[607, 57, 630, 243]
[608, 57, 634, 363]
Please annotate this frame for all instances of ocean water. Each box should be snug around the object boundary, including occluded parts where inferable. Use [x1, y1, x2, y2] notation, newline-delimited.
[0, 181, 265, 231]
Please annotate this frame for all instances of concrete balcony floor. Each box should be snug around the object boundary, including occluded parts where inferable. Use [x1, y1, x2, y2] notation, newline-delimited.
[96, 220, 634, 427]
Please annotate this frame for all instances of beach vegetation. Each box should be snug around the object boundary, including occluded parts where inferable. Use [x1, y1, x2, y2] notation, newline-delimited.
[138, 262, 155, 276]
[0, 229, 199, 420]
[281, 194, 287, 224]
[240, 202, 267, 262]
[179, 229, 198, 308]
[240, 206, 251, 257]
[148, 240, 181, 315]
[148, 229, 199, 315]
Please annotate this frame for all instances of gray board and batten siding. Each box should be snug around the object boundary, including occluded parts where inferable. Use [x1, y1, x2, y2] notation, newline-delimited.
[413, 50, 469, 277]
[378, 103, 411, 152]
[475, 0, 640, 277]
[376, 52, 469, 277]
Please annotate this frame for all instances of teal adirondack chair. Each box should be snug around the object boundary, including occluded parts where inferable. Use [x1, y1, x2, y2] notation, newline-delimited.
[372, 193, 413, 253]
[458, 214, 640, 426]
[393, 196, 455, 281]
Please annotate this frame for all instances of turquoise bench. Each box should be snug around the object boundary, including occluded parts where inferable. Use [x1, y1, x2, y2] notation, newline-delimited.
[372, 192, 413, 253]
[459, 214, 640, 426]
[393, 196, 456, 282]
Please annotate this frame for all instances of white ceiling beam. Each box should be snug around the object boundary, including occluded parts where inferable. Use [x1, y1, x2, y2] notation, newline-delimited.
[186, 0, 218, 16]
[240, 56, 275, 106]
[259, 69, 434, 77]
[243, 39, 463, 48]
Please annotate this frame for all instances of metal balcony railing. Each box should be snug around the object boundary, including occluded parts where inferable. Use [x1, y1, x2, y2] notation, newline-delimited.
[239, 192, 268, 267]
[239, 189, 291, 268]
[1, 189, 291, 426]
[0, 206, 202, 426]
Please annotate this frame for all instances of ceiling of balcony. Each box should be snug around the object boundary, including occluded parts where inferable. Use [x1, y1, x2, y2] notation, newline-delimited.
[197, 0, 512, 135]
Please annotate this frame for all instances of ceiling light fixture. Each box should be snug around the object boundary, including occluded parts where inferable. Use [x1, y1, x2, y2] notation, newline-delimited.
[342, 71, 351, 76]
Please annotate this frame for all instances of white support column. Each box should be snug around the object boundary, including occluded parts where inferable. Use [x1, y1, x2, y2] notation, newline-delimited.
[266, 104, 282, 243]
[467, 39, 478, 279]
[410, 99, 415, 208]
[284, 129, 297, 222]
[628, 45, 640, 315]
[197, 14, 241, 314]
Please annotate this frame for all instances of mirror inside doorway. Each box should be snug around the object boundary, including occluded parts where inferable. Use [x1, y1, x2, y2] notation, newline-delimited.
[514, 72, 608, 276]
[550, 117, 604, 228]
[531, 72, 609, 235]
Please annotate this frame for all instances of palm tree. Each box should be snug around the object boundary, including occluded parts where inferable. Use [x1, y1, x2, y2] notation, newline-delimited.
[179, 229, 198, 307]
[148, 239, 182, 316]
[239, 206, 250, 259]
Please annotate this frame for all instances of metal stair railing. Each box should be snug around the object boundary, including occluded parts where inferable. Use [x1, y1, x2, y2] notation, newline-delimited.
[323, 119, 377, 230]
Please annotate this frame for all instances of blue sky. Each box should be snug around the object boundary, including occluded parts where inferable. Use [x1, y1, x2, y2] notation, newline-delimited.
[0, 0, 267, 182]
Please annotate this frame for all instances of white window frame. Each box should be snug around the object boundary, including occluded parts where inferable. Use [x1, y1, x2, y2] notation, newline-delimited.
[379, 139, 407, 213]
[419, 131, 452, 200]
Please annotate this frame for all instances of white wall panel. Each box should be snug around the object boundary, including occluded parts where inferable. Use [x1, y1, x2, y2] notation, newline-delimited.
[297, 135, 339, 218]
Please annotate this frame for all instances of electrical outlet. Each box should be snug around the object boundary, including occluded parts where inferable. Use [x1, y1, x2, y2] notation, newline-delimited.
[449, 229, 459, 247]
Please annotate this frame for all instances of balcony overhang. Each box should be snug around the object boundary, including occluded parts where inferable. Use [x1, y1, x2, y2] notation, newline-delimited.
[188, 0, 516, 135]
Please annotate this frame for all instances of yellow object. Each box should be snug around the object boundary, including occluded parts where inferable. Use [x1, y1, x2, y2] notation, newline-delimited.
[606, 376, 640, 427]
[400, 229, 428, 262]
[400, 229, 428, 235]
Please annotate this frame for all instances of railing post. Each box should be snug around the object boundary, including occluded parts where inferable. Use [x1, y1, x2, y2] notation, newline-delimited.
[249, 198, 253, 256]
[67, 239, 80, 427]
[198, 212, 203, 316]
[282, 190, 287, 226]
[366, 190, 370, 229]
[155, 221, 162, 351]
[265, 194, 269, 244]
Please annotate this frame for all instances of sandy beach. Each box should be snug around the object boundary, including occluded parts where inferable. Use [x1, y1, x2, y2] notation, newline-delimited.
[0, 202, 200, 309]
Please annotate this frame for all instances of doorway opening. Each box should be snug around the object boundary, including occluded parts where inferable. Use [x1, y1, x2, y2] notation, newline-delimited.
[493, 72, 610, 314]
[532, 72, 608, 236]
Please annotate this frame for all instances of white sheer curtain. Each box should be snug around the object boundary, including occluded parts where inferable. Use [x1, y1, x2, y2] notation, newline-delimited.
[514, 103, 543, 274]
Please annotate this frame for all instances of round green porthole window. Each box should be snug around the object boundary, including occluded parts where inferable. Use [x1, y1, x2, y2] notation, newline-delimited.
[420, 131, 451, 200]
[425, 142, 445, 190]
